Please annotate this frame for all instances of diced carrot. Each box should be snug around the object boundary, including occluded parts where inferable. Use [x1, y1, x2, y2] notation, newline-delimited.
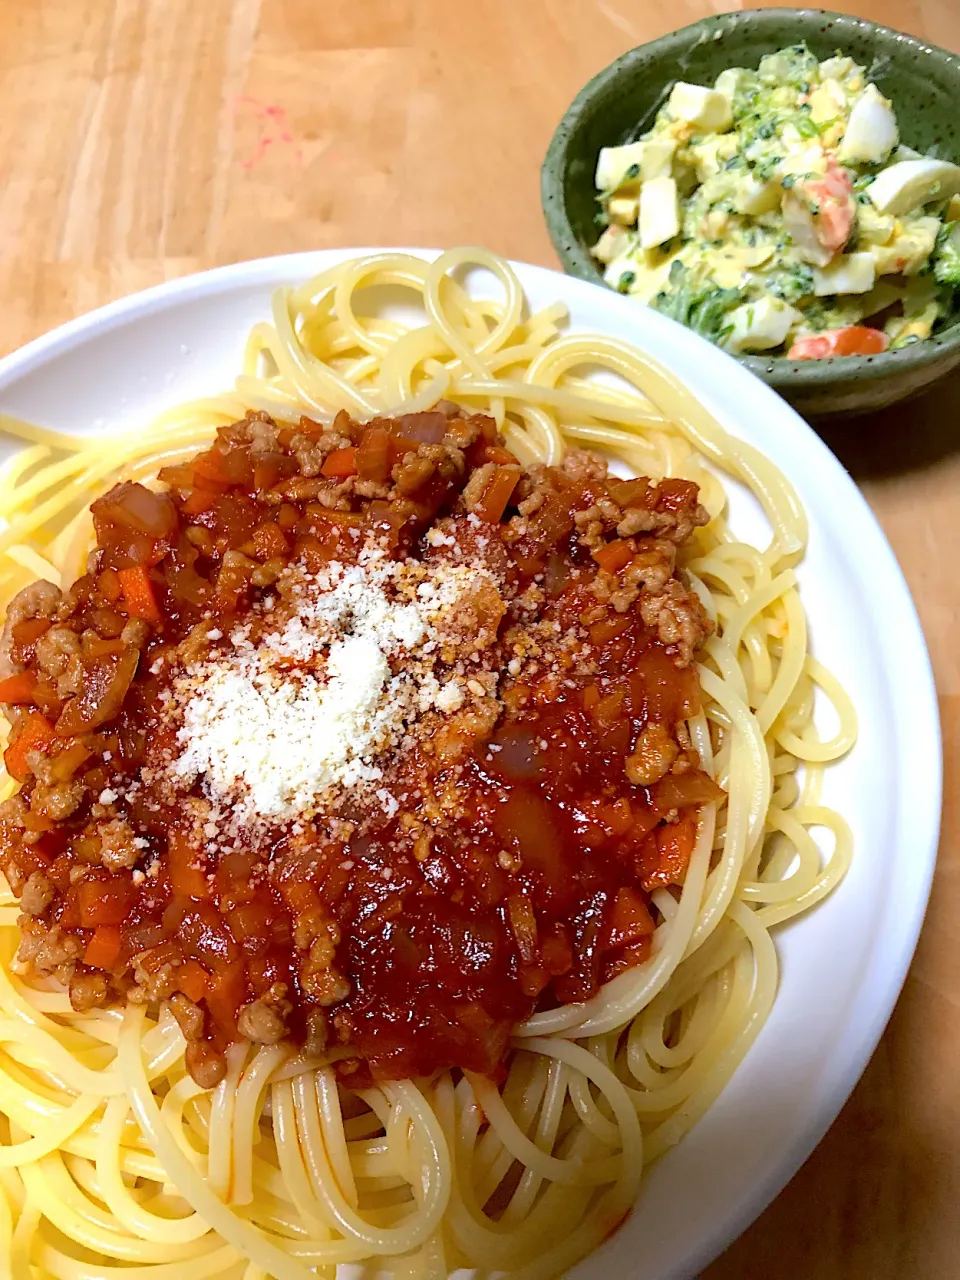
[118, 565, 161, 624]
[605, 887, 655, 950]
[80, 636, 126, 659]
[57, 888, 81, 929]
[78, 876, 137, 927]
[593, 540, 634, 575]
[250, 521, 289, 561]
[205, 960, 247, 1034]
[320, 446, 358, 479]
[191, 448, 230, 483]
[176, 959, 210, 1004]
[83, 924, 123, 969]
[181, 487, 219, 516]
[589, 614, 632, 646]
[788, 326, 889, 360]
[4, 711, 58, 781]
[603, 936, 653, 981]
[483, 445, 518, 466]
[473, 466, 521, 523]
[597, 796, 634, 838]
[357, 427, 391, 482]
[168, 832, 212, 900]
[0, 672, 38, 704]
[637, 811, 699, 891]
[11, 618, 50, 646]
[592, 689, 625, 728]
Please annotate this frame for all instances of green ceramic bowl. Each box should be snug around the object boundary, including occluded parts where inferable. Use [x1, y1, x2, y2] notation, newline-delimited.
[541, 8, 960, 417]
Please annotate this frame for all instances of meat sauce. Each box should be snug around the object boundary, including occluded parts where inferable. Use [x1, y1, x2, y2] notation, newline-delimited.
[0, 407, 720, 1087]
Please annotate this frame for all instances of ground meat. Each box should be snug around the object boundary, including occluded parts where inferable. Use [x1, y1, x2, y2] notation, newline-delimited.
[185, 1040, 227, 1089]
[17, 920, 82, 974]
[443, 416, 481, 449]
[616, 508, 659, 537]
[303, 1008, 330, 1057]
[20, 871, 54, 916]
[638, 579, 713, 667]
[237, 998, 287, 1044]
[247, 414, 280, 453]
[299, 928, 351, 1005]
[35, 626, 81, 680]
[433, 696, 501, 761]
[168, 992, 204, 1041]
[130, 953, 177, 1001]
[310, 478, 356, 511]
[177, 622, 218, 666]
[0, 580, 62, 678]
[395, 453, 437, 496]
[353, 479, 392, 499]
[120, 618, 150, 649]
[293, 907, 341, 952]
[30, 781, 85, 822]
[98, 818, 140, 871]
[561, 448, 608, 483]
[301, 967, 351, 1006]
[625, 723, 680, 785]
[461, 463, 497, 512]
[69, 971, 108, 1012]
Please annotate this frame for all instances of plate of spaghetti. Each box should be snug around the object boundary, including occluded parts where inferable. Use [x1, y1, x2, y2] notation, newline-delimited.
[0, 248, 939, 1280]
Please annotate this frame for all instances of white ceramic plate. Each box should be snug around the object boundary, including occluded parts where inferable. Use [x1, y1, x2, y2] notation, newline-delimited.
[0, 250, 941, 1279]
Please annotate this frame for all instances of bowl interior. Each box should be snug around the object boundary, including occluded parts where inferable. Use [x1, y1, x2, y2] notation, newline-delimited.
[543, 8, 960, 405]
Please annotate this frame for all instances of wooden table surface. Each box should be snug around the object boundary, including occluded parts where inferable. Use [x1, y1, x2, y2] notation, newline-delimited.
[1, 0, 958, 1274]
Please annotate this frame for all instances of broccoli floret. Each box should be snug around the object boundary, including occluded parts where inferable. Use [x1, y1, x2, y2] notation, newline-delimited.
[767, 263, 815, 304]
[651, 263, 743, 343]
[933, 222, 960, 286]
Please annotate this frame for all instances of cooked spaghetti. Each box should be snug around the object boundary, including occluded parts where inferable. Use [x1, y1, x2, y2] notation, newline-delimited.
[0, 248, 855, 1280]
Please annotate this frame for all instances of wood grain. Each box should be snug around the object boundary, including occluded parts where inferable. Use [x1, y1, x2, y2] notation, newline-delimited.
[0, 1, 957, 1274]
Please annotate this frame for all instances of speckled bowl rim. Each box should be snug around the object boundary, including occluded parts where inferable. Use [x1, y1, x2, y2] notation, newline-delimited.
[541, 7, 960, 391]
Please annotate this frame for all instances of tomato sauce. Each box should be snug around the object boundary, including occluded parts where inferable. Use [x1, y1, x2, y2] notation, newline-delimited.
[0, 408, 719, 1086]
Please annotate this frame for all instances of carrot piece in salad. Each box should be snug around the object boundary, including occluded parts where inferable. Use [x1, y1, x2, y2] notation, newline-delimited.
[788, 326, 890, 360]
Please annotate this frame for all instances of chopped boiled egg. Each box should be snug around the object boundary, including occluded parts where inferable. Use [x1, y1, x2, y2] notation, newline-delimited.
[591, 225, 632, 264]
[602, 250, 640, 292]
[595, 142, 646, 192]
[639, 176, 679, 249]
[868, 216, 940, 275]
[837, 85, 898, 165]
[726, 298, 803, 353]
[867, 158, 960, 216]
[714, 67, 754, 101]
[812, 252, 876, 296]
[808, 79, 847, 125]
[732, 174, 779, 216]
[595, 139, 676, 191]
[667, 82, 733, 133]
[819, 55, 854, 81]
[856, 204, 896, 246]
[637, 139, 676, 180]
[607, 193, 640, 226]
[691, 134, 739, 183]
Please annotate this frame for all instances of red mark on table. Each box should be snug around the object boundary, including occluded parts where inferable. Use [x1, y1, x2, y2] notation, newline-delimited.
[235, 97, 304, 170]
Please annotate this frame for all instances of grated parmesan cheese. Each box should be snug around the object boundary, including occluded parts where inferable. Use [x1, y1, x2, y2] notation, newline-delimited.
[162, 551, 503, 833]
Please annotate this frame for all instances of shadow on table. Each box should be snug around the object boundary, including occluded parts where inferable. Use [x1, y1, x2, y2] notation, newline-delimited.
[809, 368, 960, 481]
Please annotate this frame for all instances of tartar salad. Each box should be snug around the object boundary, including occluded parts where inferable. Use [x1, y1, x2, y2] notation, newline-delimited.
[591, 44, 960, 358]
